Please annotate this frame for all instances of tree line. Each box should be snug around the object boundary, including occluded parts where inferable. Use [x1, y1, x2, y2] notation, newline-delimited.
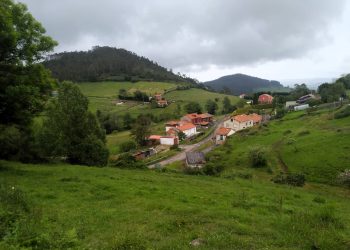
[43, 46, 197, 84]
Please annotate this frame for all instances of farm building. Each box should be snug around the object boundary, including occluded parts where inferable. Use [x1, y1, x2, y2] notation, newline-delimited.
[185, 152, 206, 168]
[181, 113, 213, 126]
[160, 136, 178, 146]
[294, 104, 309, 111]
[285, 101, 297, 110]
[215, 127, 234, 144]
[148, 135, 179, 145]
[297, 94, 315, 104]
[157, 99, 168, 107]
[258, 94, 273, 104]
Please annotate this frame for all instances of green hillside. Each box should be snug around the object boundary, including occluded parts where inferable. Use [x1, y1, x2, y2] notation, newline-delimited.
[1, 161, 349, 249]
[207, 106, 350, 184]
[164, 88, 240, 111]
[78, 81, 239, 114]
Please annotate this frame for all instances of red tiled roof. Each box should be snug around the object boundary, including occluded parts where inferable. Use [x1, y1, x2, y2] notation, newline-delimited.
[249, 113, 262, 123]
[149, 135, 162, 140]
[216, 127, 232, 136]
[198, 113, 213, 118]
[185, 113, 199, 119]
[166, 120, 180, 126]
[233, 114, 252, 123]
[177, 123, 196, 131]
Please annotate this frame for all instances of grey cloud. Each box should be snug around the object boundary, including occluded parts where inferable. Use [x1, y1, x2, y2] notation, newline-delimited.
[22, 0, 346, 71]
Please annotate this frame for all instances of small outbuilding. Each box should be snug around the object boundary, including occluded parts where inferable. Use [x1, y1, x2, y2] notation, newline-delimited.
[185, 152, 206, 168]
[215, 127, 234, 144]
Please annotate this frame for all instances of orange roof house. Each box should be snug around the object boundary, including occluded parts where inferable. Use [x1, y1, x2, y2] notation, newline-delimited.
[181, 113, 213, 125]
[258, 94, 273, 104]
[215, 127, 234, 144]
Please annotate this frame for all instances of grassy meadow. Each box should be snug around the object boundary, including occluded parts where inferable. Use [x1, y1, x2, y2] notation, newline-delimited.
[206, 106, 350, 184]
[1, 160, 349, 249]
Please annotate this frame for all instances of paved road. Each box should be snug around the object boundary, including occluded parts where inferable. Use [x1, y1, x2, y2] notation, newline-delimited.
[148, 119, 224, 168]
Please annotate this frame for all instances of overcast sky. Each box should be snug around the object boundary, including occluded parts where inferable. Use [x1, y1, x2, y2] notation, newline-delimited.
[21, 0, 350, 83]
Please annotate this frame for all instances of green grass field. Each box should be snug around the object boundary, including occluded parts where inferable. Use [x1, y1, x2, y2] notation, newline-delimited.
[206, 106, 350, 184]
[1, 161, 349, 249]
[165, 88, 240, 111]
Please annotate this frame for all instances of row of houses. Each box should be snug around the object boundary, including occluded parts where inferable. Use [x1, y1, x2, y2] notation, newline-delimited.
[149, 112, 214, 146]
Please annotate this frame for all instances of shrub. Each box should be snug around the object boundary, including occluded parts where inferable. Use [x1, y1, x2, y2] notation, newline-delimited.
[313, 196, 326, 204]
[272, 173, 306, 187]
[337, 169, 350, 188]
[110, 153, 145, 169]
[119, 140, 137, 153]
[248, 146, 268, 168]
[202, 163, 224, 176]
[297, 130, 310, 136]
[334, 105, 350, 119]
[170, 144, 179, 150]
[69, 136, 109, 167]
[283, 129, 292, 135]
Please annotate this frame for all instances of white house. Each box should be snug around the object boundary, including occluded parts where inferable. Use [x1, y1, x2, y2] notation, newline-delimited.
[223, 114, 257, 131]
[215, 127, 234, 144]
[160, 136, 179, 146]
[177, 123, 197, 138]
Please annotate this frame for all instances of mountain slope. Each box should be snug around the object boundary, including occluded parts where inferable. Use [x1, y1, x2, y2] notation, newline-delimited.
[43, 46, 193, 83]
[203, 73, 285, 94]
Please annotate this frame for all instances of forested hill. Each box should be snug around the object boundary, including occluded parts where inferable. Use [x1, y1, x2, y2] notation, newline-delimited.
[203, 73, 286, 94]
[43, 46, 194, 83]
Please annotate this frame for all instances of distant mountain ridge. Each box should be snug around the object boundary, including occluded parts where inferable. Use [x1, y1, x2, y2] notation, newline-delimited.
[203, 73, 286, 94]
[43, 46, 194, 83]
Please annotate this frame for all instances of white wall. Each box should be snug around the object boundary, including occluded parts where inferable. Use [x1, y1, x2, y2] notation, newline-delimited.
[183, 127, 196, 137]
[160, 137, 175, 145]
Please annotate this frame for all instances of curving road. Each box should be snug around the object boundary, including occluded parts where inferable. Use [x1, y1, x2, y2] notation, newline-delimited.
[148, 118, 224, 168]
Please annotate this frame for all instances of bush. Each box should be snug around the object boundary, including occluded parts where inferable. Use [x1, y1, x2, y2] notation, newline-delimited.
[248, 146, 268, 168]
[110, 153, 145, 169]
[202, 162, 224, 176]
[334, 106, 350, 119]
[297, 130, 310, 136]
[119, 140, 137, 153]
[69, 136, 109, 167]
[0, 125, 21, 159]
[337, 169, 350, 188]
[272, 173, 306, 187]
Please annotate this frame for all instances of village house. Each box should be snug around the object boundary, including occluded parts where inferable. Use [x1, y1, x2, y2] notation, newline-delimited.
[239, 93, 246, 99]
[185, 152, 206, 168]
[157, 99, 168, 107]
[181, 113, 213, 126]
[215, 127, 234, 144]
[176, 123, 197, 138]
[149, 135, 179, 146]
[223, 113, 262, 132]
[297, 94, 315, 104]
[258, 94, 273, 104]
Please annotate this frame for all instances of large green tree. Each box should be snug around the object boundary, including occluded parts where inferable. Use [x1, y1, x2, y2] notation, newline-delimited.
[39, 83, 109, 166]
[205, 99, 218, 115]
[131, 115, 151, 146]
[1, 0, 57, 126]
[184, 101, 202, 114]
[0, 0, 57, 161]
